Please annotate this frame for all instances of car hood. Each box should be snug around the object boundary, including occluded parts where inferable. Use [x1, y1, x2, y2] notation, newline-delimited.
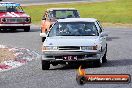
[0, 12, 30, 18]
[44, 36, 100, 46]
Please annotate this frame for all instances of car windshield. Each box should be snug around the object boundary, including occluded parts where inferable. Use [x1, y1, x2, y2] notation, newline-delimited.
[48, 22, 98, 37]
[0, 3, 23, 12]
[52, 10, 79, 19]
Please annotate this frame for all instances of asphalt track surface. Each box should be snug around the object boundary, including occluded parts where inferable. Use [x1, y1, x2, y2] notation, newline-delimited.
[0, 26, 132, 88]
[0, 0, 132, 88]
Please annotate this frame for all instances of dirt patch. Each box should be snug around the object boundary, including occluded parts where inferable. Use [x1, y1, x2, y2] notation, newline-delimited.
[0, 48, 15, 63]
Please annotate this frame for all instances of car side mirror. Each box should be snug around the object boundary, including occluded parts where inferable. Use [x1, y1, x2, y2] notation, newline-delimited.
[100, 32, 108, 37]
[40, 32, 47, 37]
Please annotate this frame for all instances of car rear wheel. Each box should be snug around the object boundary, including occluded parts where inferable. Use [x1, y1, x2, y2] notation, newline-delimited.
[42, 60, 50, 70]
[24, 26, 30, 32]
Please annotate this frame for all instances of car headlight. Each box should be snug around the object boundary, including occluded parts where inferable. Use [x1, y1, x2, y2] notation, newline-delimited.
[81, 46, 97, 50]
[42, 46, 58, 50]
[1, 18, 6, 22]
[25, 18, 31, 22]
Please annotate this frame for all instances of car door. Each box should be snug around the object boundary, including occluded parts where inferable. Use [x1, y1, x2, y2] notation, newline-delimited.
[96, 21, 106, 51]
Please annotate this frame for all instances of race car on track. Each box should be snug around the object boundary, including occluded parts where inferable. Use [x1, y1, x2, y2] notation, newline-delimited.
[0, 2, 31, 32]
[40, 8, 80, 42]
[40, 18, 108, 70]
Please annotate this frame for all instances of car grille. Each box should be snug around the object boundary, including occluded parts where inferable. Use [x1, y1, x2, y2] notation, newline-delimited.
[5, 18, 26, 23]
[58, 46, 80, 50]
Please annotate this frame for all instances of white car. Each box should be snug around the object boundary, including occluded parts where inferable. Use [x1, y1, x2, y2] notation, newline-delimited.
[41, 18, 108, 70]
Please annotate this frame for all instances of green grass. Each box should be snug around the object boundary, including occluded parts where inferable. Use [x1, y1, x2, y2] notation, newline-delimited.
[23, 0, 132, 24]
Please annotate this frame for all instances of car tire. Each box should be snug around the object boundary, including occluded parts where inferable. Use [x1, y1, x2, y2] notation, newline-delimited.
[42, 37, 46, 42]
[24, 26, 30, 32]
[102, 46, 107, 63]
[41, 30, 45, 42]
[42, 60, 50, 70]
[93, 59, 102, 67]
[102, 53, 107, 63]
[12, 29, 17, 32]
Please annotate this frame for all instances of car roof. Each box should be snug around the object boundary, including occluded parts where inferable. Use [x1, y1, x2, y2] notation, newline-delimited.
[0, 2, 20, 6]
[0, 2, 18, 4]
[57, 18, 97, 22]
[47, 8, 77, 11]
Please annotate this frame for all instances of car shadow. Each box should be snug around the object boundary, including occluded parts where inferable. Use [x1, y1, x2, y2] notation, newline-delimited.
[0, 28, 40, 33]
[106, 36, 120, 41]
[0, 30, 22, 33]
[49, 62, 99, 70]
[49, 59, 132, 70]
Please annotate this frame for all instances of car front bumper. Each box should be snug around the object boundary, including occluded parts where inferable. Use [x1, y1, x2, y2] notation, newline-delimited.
[0, 24, 30, 28]
[41, 51, 103, 61]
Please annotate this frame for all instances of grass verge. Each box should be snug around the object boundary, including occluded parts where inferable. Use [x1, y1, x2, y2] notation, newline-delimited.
[23, 0, 132, 25]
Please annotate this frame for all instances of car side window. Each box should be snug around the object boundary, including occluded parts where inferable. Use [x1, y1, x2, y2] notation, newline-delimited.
[96, 21, 103, 33]
[47, 11, 52, 20]
[48, 22, 59, 37]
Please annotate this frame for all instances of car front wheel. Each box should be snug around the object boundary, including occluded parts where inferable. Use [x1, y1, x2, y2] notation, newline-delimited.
[102, 53, 107, 63]
[42, 60, 50, 70]
[102, 46, 107, 63]
[42, 37, 46, 42]
[24, 26, 30, 32]
[93, 59, 102, 67]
